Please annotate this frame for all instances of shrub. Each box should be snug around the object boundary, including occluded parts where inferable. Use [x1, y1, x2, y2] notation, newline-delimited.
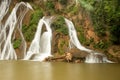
[109, 25, 120, 44]
[51, 16, 68, 35]
[45, 1, 54, 10]
[30, 9, 43, 24]
[13, 39, 22, 49]
[22, 8, 43, 41]
[58, 0, 68, 5]
[93, 40, 109, 49]
[76, 26, 86, 44]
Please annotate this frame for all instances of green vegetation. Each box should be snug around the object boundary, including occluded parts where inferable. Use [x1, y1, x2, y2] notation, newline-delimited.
[11, 0, 120, 61]
[58, 0, 68, 5]
[30, 9, 43, 24]
[78, 0, 94, 11]
[93, 40, 109, 49]
[90, 0, 106, 37]
[19, 0, 120, 46]
[109, 25, 120, 44]
[76, 26, 86, 44]
[13, 39, 21, 49]
[45, 1, 54, 10]
[105, 1, 120, 44]
[51, 16, 68, 35]
[44, 0, 55, 15]
[84, 38, 94, 46]
[58, 39, 68, 55]
[22, 7, 43, 41]
[82, 0, 120, 44]
[66, 6, 79, 15]
[58, 40, 65, 55]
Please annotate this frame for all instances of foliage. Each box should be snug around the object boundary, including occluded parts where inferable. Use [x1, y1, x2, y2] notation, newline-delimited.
[22, 24, 36, 41]
[58, 40, 65, 55]
[58, 0, 68, 5]
[85, 38, 94, 46]
[13, 39, 21, 49]
[66, 6, 79, 15]
[93, 40, 109, 49]
[44, 0, 55, 15]
[51, 16, 68, 35]
[104, 0, 120, 44]
[90, 0, 106, 37]
[78, 0, 94, 11]
[30, 9, 43, 24]
[91, 0, 120, 44]
[22, 8, 43, 41]
[45, 1, 54, 10]
[76, 26, 86, 44]
[109, 25, 120, 44]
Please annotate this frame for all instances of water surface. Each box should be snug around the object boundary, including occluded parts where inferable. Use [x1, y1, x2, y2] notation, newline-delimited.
[0, 60, 119, 80]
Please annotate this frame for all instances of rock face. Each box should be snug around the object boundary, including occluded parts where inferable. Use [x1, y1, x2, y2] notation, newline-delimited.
[5, 0, 119, 62]
[51, 32, 69, 55]
[69, 48, 89, 58]
[64, 48, 89, 63]
[44, 49, 89, 63]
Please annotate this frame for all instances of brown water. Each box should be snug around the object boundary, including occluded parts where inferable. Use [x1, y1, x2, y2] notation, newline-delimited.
[0, 60, 119, 80]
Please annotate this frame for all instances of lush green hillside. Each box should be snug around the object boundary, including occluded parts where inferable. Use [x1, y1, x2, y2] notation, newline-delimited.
[12, 0, 120, 62]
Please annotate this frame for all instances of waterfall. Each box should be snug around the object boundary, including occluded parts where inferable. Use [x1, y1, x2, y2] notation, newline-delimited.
[65, 18, 111, 63]
[0, 0, 11, 22]
[85, 52, 113, 63]
[0, 0, 11, 37]
[0, 2, 32, 60]
[0, 1, 111, 63]
[24, 16, 53, 61]
[65, 18, 92, 52]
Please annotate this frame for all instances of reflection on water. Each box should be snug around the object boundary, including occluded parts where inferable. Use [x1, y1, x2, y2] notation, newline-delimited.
[0, 61, 120, 80]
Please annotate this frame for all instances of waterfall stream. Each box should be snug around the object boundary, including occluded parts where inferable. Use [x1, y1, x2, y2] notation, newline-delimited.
[24, 17, 53, 61]
[0, 1, 112, 63]
[65, 18, 112, 63]
[65, 18, 92, 52]
[0, 1, 32, 60]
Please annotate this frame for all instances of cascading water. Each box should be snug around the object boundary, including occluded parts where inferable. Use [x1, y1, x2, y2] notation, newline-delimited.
[65, 18, 111, 63]
[24, 16, 53, 61]
[0, 0, 112, 63]
[0, 0, 11, 22]
[0, 0, 11, 37]
[0, 2, 32, 60]
[65, 18, 92, 52]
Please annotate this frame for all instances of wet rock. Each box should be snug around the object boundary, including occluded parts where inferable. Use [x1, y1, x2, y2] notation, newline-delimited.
[64, 48, 90, 62]
[69, 48, 89, 58]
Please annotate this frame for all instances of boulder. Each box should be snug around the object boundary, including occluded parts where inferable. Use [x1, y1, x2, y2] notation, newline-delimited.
[69, 48, 89, 58]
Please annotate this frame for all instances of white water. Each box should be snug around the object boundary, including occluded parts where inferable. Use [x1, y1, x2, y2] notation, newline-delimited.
[0, 1, 111, 63]
[24, 17, 53, 61]
[85, 53, 103, 63]
[0, 0, 11, 36]
[64, 18, 111, 63]
[0, 0, 11, 22]
[65, 18, 92, 52]
[0, 2, 32, 60]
